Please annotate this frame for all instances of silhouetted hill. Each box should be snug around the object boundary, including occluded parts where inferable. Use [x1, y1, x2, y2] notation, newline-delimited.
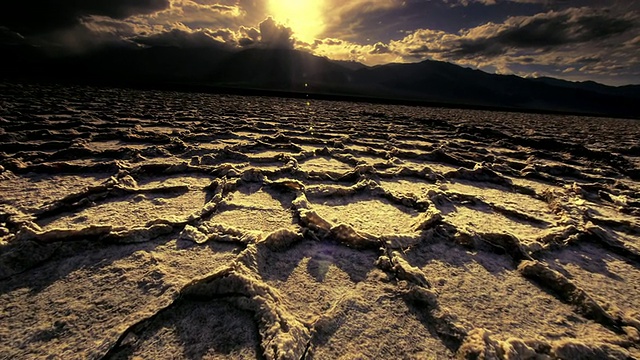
[2, 45, 639, 118]
[208, 48, 352, 91]
[330, 60, 369, 71]
[349, 60, 639, 115]
[1, 43, 231, 84]
[532, 77, 640, 98]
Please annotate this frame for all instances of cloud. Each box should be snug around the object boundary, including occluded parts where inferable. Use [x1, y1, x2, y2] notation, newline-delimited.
[132, 27, 228, 48]
[448, 7, 637, 57]
[387, 7, 638, 63]
[133, 0, 245, 30]
[299, 5, 638, 83]
[369, 42, 391, 54]
[0, 0, 170, 35]
[258, 17, 294, 49]
[22, 21, 138, 56]
[445, 0, 566, 6]
[208, 28, 238, 43]
[0, 26, 26, 45]
[236, 25, 260, 46]
[2, 0, 638, 84]
[298, 37, 401, 65]
[321, 0, 404, 39]
[126, 16, 294, 50]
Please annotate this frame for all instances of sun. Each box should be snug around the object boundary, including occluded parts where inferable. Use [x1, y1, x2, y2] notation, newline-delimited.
[267, 0, 325, 43]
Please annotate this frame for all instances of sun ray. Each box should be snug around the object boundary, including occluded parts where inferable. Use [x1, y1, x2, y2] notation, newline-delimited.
[267, 0, 325, 43]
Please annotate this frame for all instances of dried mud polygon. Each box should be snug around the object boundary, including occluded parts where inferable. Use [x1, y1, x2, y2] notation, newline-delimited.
[1, 83, 640, 359]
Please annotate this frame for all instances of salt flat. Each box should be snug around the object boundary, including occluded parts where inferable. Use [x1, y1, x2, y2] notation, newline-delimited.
[1, 83, 640, 359]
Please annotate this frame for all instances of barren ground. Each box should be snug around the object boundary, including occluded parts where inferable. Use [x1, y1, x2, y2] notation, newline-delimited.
[1, 82, 640, 359]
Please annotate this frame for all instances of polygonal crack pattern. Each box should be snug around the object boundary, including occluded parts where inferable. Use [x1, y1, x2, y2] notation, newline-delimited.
[1, 83, 640, 359]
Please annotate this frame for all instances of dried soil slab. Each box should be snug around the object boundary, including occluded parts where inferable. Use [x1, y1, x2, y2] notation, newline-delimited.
[404, 241, 620, 343]
[247, 149, 301, 158]
[309, 195, 420, 235]
[86, 141, 150, 152]
[311, 291, 453, 359]
[39, 190, 207, 230]
[233, 131, 269, 139]
[209, 208, 296, 234]
[402, 139, 437, 148]
[195, 141, 231, 150]
[445, 180, 558, 223]
[298, 156, 354, 174]
[257, 240, 378, 322]
[399, 159, 460, 174]
[0, 240, 239, 359]
[379, 178, 438, 198]
[609, 229, 640, 250]
[344, 144, 379, 153]
[350, 154, 388, 165]
[136, 175, 212, 189]
[122, 157, 187, 167]
[225, 184, 293, 209]
[441, 204, 549, 244]
[507, 176, 565, 193]
[542, 242, 640, 317]
[209, 185, 296, 233]
[0, 173, 110, 212]
[109, 299, 261, 360]
[138, 126, 184, 134]
[256, 240, 452, 358]
[585, 201, 640, 227]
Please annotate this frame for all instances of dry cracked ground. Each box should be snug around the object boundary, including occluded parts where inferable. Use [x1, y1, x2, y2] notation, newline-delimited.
[1, 82, 640, 359]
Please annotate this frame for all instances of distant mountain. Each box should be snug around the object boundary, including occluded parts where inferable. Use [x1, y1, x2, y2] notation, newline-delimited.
[2, 45, 639, 118]
[531, 77, 640, 98]
[2, 43, 232, 84]
[330, 60, 369, 71]
[208, 48, 352, 91]
[347, 60, 640, 116]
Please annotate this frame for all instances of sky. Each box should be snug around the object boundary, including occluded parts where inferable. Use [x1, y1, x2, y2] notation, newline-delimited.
[1, 0, 639, 85]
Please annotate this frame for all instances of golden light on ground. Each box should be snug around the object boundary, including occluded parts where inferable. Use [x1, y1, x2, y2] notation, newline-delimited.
[268, 0, 325, 43]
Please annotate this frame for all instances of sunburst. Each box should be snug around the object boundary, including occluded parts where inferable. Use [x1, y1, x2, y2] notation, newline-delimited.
[267, 0, 325, 43]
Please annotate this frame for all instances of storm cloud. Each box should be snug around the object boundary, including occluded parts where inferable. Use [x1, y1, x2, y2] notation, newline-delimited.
[1, 0, 639, 84]
[452, 7, 637, 57]
[132, 28, 228, 49]
[390, 7, 638, 62]
[258, 17, 294, 49]
[0, 0, 170, 35]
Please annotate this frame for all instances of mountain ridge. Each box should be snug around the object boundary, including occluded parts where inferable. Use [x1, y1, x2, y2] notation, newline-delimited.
[2, 44, 639, 118]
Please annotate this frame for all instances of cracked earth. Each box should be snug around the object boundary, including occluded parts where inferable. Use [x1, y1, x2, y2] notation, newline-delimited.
[1, 83, 640, 359]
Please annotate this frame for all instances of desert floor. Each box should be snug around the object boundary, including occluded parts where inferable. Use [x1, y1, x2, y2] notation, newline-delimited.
[1, 83, 640, 359]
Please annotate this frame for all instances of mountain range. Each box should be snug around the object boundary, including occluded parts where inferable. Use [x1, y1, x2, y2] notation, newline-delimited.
[3, 43, 640, 118]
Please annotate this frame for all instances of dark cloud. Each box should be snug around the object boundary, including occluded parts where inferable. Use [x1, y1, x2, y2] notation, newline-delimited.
[209, 28, 236, 43]
[451, 8, 637, 57]
[0, 0, 169, 35]
[501, 12, 634, 47]
[575, 56, 601, 63]
[323, 39, 344, 46]
[0, 26, 25, 45]
[240, 26, 261, 42]
[446, 0, 573, 7]
[1, 0, 638, 85]
[238, 38, 256, 46]
[258, 17, 294, 49]
[202, 18, 294, 49]
[369, 42, 391, 54]
[237, 25, 260, 47]
[407, 45, 431, 55]
[133, 28, 228, 48]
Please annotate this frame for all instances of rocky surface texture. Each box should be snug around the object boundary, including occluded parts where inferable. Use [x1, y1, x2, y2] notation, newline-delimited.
[1, 82, 640, 359]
